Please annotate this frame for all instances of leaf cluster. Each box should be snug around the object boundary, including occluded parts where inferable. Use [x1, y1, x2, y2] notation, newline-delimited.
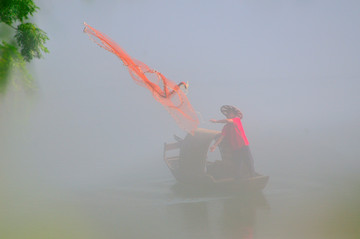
[0, 41, 32, 93]
[0, 0, 38, 25]
[0, 0, 49, 62]
[15, 23, 49, 62]
[0, 0, 49, 93]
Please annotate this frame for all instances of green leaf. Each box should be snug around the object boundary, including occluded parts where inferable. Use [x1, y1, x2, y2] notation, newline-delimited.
[0, 41, 18, 93]
[0, 41, 34, 93]
[15, 22, 49, 62]
[0, 0, 48, 94]
[0, 0, 38, 25]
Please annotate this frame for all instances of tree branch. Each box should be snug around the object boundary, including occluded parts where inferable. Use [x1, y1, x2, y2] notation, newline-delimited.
[0, 16, 17, 30]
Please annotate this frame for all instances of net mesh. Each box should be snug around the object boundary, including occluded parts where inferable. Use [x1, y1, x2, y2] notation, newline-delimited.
[83, 23, 199, 134]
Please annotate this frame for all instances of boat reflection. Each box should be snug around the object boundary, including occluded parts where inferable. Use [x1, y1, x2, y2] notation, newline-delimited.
[167, 184, 269, 239]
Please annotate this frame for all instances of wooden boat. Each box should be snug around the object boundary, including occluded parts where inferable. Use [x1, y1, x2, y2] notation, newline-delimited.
[164, 128, 269, 191]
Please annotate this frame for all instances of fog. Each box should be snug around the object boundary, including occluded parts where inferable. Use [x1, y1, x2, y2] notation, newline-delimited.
[1, 0, 359, 238]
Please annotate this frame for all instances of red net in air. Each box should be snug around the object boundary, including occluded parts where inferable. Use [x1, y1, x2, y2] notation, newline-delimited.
[83, 23, 199, 134]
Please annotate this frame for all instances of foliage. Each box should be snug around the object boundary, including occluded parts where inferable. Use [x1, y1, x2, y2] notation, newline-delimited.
[15, 23, 49, 62]
[0, 0, 38, 25]
[0, 41, 33, 93]
[0, 0, 48, 93]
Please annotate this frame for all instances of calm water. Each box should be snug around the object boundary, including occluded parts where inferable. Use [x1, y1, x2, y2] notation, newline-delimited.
[1, 118, 359, 239]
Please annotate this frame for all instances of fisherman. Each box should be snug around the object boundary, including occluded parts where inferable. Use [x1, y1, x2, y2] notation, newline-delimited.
[209, 105, 258, 179]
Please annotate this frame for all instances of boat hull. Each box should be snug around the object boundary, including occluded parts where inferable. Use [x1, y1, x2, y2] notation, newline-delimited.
[164, 128, 269, 191]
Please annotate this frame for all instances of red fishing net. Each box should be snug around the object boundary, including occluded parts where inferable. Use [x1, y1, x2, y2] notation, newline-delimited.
[83, 23, 199, 134]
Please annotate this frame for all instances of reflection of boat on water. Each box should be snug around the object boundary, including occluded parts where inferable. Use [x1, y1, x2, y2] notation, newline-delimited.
[166, 187, 269, 239]
[164, 128, 269, 191]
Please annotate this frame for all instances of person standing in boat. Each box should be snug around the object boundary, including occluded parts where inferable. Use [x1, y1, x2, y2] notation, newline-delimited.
[209, 105, 258, 179]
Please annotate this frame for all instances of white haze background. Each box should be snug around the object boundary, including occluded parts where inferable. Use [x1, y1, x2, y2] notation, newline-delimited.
[1, 0, 359, 238]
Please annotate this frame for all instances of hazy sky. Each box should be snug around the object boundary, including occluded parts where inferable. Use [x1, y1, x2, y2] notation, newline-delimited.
[1, 0, 359, 185]
[34, 0, 360, 126]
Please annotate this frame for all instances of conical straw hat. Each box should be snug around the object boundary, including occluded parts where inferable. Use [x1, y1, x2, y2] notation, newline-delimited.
[220, 105, 243, 119]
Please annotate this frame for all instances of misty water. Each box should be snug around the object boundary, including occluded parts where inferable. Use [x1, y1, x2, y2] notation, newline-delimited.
[1, 1, 360, 238]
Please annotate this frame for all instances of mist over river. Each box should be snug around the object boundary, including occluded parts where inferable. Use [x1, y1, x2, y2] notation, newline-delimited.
[1, 0, 359, 238]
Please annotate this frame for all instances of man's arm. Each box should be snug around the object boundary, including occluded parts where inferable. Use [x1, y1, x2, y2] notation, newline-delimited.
[210, 119, 233, 124]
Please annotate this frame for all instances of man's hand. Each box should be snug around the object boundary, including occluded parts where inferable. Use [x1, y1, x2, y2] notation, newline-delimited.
[210, 119, 217, 123]
[210, 145, 216, 152]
